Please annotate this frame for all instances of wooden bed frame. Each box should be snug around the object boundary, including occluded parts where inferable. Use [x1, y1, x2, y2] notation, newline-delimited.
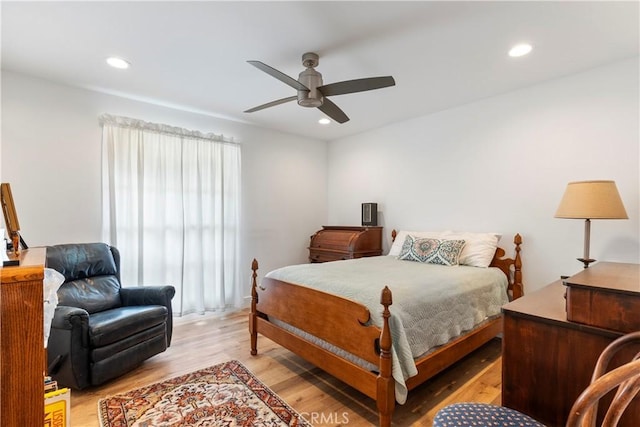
[250, 232, 523, 427]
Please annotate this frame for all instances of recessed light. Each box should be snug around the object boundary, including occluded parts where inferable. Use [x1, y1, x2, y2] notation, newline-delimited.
[318, 118, 331, 125]
[508, 43, 533, 58]
[106, 56, 131, 69]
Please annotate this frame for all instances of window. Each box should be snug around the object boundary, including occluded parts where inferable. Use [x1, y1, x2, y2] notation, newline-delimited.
[100, 114, 241, 315]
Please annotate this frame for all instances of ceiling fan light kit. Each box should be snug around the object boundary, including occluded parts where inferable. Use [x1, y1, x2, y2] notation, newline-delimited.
[245, 52, 395, 124]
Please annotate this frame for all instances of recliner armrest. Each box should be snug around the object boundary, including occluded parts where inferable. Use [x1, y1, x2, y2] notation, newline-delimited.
[120, 285, 176, 345]
[48, 305, 92, 389]
[120, 285, 175, 307]
[51, 305, 90, 330]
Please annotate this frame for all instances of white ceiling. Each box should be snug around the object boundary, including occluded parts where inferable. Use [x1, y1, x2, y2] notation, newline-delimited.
[2, 1, 638, 141]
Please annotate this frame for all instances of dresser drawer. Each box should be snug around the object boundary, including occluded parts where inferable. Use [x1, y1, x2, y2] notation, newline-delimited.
[309, 249, 350, 263]
[566, 286, 640, 333]
[564, 262, 640, 333]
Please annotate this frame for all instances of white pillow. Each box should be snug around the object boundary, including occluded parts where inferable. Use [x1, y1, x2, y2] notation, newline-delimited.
[388, 230, 449, 257]
[442, 231, 501, 268]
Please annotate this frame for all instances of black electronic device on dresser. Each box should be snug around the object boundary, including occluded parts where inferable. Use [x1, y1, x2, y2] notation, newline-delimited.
[308, 225, 382, 263]
[361, 202, 378, 226]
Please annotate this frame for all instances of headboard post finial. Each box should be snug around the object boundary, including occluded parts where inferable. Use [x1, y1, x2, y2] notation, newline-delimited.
[488, 234, 524, 300]
[381, 285, 393, 307]
[513, 234, 523, 299]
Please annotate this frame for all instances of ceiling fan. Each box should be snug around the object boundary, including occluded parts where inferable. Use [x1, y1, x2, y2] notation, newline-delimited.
[244, 52, 395, 124]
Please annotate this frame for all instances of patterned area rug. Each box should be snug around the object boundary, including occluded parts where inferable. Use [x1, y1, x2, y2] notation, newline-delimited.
[98, 360, 310, 426]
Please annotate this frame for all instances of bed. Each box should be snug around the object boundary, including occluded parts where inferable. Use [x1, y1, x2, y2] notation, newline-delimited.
[250, 230, 523, 427]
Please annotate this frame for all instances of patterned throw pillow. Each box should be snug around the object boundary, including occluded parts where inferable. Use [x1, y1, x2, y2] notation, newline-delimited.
[397, 235, 466, 266]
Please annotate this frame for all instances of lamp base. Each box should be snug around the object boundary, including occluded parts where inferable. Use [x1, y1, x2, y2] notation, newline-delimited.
[577, 257, 596, 269]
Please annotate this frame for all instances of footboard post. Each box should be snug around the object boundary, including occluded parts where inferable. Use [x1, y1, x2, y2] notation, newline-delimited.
[377, 286, 394, 427]
[250, 259, 259, 356]
[512, 234, 523, 299]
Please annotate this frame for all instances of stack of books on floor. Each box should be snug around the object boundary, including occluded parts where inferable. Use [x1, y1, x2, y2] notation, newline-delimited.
[44, 376, 70, 427]
[44, 376, 58, 393]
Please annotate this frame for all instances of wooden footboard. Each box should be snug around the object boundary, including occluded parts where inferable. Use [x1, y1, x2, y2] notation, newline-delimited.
[250, 233, 523, 427]
[249, 262, 395, 423]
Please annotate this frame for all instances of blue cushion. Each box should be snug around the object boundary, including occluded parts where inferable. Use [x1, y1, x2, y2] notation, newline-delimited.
[433, 403, 546, 427]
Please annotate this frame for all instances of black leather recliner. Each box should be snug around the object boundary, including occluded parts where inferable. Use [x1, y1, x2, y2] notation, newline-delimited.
[46, 243, 175, 390]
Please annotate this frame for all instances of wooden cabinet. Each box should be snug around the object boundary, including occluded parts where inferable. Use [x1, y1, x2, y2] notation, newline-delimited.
[308, 226, 382, 263]
[502, 263, 640, 427]
[1, 248, 46, 427]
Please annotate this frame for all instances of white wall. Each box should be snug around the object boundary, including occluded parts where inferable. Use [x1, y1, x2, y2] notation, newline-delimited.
[3, 58, 638, 297]
[327, 58, 640, 292]
[1, 71, 327, 297]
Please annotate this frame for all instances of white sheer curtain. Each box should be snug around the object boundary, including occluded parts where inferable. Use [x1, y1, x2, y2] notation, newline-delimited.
[100, 114, 241, 315]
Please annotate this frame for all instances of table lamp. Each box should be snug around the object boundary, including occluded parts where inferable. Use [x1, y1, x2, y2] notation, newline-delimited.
[555, 180, 628, 268]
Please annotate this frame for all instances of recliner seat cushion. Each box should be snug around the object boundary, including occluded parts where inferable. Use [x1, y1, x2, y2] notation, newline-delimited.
[88, 305, 167, 347]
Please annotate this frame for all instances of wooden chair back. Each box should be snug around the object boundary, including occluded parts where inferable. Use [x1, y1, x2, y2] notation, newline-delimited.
[566, 331, 640, 427]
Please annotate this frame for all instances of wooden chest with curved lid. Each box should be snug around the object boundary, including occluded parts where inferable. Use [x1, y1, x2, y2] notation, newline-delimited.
[308, 225, 382, 263]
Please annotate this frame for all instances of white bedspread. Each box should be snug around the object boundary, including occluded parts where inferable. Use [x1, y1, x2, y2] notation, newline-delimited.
[265, 255, 509, 404]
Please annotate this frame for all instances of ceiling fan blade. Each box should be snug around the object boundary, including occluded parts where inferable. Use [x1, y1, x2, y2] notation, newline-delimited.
[318, 98, 349, 124]
[318, 76, 395, 97]
[247, 60, 309, 91]
[244, 96, 297, 113]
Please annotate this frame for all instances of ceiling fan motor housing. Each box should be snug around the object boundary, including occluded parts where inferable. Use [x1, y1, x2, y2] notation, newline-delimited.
[297, 67, 323, 108]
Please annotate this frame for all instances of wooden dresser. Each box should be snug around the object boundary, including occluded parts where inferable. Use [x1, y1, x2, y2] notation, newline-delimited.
[1, 248, 46, 426]
[502, 262, 640, 427]
[308, 226, 383, 262]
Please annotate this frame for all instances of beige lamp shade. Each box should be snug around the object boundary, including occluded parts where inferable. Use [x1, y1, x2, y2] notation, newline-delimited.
[555, 180, 628, 219]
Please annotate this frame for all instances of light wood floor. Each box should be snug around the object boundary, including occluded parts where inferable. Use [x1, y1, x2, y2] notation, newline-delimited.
[71, 309, 502, 426]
